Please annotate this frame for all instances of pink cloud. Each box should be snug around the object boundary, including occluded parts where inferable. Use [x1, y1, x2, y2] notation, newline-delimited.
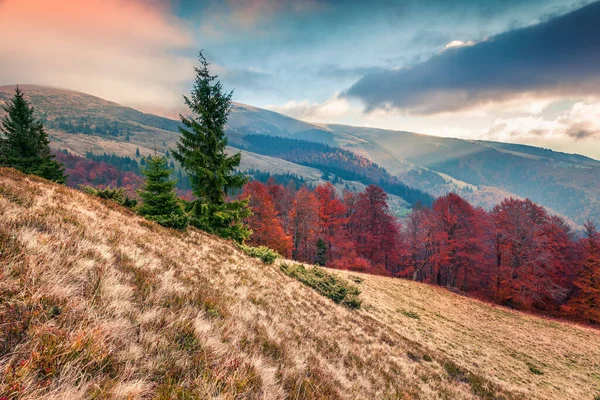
[0, 0, 195, 110]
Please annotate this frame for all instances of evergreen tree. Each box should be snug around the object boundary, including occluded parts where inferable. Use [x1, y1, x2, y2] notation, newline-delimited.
[138, 156, 188, 229]
[316, 238, 327, 266]
[173, 51, 250, 242]
[136, 147, 140, 157]
[0, 87, 66, 183]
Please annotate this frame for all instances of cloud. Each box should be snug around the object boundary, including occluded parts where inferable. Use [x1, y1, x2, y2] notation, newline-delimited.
[266, 93, 354, 122]
[0, 0, 194, 110]
[345, 1, 600, 114]
[484, 102, 600, 142]
[443, 40, 476, 49]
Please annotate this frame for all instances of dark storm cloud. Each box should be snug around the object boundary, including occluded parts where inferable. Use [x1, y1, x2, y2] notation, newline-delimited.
[345, 1, 600, 114]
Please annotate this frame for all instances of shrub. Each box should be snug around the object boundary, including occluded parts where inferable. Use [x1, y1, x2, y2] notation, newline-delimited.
[280, 263, 362, 309]
[144, 213, 190, 230]
[81, 185, 137, 208]
[239, 244, 280, 264]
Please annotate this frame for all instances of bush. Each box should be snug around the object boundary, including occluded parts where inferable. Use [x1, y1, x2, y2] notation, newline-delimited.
[81, 185, 137, 208]
[280, 263, 361, 309]
[239, 244, 280, 264]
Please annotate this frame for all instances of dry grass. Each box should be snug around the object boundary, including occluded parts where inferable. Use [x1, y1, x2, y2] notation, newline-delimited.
[0, 168, 598, 399]
[332, 269, 600, 400]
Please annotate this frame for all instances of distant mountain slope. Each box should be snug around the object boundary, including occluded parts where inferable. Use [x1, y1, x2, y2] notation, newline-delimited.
[2, 84, 599, 225]
[2, 169, 600, 399]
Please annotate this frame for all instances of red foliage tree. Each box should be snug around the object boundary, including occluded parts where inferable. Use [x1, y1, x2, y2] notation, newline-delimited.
[350, 185, 399, 273]
[492, 198, 572, 310]
[563, 221, 600, 324]
[242, 181, 292, 257]
[314, 183, 350, 264]
[428, 193, 494, 291]
[290, 187, 320, 263]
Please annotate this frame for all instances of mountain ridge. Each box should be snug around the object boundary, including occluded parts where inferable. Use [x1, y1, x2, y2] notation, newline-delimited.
[2, 84, 599, 226]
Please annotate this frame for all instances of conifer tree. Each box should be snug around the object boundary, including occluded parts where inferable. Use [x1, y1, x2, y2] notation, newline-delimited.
[174, 51, 250, 242]
[0, 87, 66, 183]
[138, 155, 188, 229]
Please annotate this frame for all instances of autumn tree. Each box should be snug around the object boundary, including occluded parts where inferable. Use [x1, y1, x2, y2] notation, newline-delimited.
[492, 198, 572, 310]
[0, 87, 66, 183]
[314, 183, 348, 264]
[350, 185, 399, 273]
[173, 51, 250, 242]
[290, 187, 319, 262]
[405, 204, 435, 281]
[242, 181, 292, 257]
[266, 177, 296, 233]
[563, 221, 600, 324]
[428, 193, 493, 291]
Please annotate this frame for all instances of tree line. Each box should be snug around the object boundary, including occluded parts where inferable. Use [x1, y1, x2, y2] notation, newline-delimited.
[242, 179, 600, 325]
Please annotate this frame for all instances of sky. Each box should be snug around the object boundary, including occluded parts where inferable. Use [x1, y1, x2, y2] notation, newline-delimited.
[1, 0, 600, 158]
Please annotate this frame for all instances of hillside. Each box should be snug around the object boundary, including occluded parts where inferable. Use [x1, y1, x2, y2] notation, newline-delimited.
[0, 85, 412, 214]
[2, 169, 600, 399]
[2, 85, 600, 225]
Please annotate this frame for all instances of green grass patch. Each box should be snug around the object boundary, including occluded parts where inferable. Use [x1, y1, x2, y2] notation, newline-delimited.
[279, 263, 361, 309]
[398, 309, 420, 320]
[239, 244, 280, 265]
[526, 362, 544, 375]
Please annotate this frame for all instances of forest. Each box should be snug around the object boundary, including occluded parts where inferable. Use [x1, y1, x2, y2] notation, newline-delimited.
[241, 179, 600, 325]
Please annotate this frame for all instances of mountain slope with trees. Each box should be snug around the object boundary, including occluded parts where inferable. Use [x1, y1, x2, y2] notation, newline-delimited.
[3, 85, 598, 225]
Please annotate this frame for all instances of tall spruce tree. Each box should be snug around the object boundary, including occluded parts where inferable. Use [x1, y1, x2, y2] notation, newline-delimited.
[0, 87, 66, 183]
[174, 51, 250, 242]
[138, 156, 188, 229]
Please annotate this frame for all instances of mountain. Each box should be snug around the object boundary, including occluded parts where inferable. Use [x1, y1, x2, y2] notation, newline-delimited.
[2, 84, 600, 225]
[2, 169, 600, 399]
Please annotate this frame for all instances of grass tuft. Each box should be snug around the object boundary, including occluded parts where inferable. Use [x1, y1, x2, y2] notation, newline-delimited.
[280, 263, 362, 309]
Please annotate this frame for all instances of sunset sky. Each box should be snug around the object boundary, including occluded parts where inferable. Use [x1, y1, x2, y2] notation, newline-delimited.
[2, 0, 600, 157]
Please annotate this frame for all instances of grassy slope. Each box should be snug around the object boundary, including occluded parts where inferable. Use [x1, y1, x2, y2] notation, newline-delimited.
[1, 171, 599, 399]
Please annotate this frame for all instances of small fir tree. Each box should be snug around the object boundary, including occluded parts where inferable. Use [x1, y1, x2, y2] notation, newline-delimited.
[316, 238, 327, 266]
[173, 51, 250, 242]
[0, 87, 66, 183]
[138, 156, 188, 229]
